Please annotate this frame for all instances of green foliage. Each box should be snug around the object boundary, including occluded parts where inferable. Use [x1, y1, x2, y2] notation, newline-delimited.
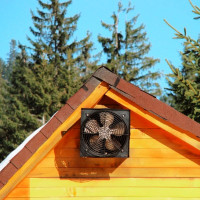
[0, 94, 39, 161]
[0, 58, 7, 80]
[165, 0, 200, 122]
[1, 40, 18, 82]
[27, 0, 98, 120]
[0, 49, 40, 161]
[98, 1, 161, 96]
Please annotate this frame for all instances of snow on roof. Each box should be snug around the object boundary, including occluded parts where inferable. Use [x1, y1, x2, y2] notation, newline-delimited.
[0, 124, 45, 172]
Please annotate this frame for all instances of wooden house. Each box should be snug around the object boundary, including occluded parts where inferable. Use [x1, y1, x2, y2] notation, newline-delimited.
[1, 66, 200, 199]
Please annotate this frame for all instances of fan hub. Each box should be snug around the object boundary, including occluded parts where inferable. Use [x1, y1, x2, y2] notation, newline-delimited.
[99, 127, 111, 140]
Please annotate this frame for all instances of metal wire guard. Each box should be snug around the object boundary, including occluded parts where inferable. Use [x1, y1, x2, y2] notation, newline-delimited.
[81, 111, 128, 157]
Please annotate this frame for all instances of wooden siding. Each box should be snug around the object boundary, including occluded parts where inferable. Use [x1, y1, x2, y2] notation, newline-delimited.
[5, 96, 200, 199]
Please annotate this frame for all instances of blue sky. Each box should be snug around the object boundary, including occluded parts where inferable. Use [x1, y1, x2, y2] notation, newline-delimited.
[0, 0, 200, 90]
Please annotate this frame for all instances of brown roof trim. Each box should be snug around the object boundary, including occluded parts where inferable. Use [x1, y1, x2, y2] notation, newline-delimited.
[25, 131, 47, 154]
[1, 66, 200, 190]
[40, 116, 62, 138]
[0, 182, 3, 190]
[10, 147, 32, 169]
[93, 66, 119, 86]
[0, 163, 18, 185]
[66, 77, 101, 110]
[55, 103, 74, 123]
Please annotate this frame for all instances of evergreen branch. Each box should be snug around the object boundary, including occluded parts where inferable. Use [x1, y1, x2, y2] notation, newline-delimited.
[164, 19, 183, 36]
[165, 59, 177, 74]
[186, 80, 197, 95]
[189, 0, 200, 14]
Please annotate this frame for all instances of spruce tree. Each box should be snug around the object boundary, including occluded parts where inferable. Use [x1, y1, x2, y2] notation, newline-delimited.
[98, 2, 161, 96]
[0, 58, 7, 80]
[0, 40, 18, 82]
[165, 0, 200, 122]
[0, 48, 39, 161]
[27, 0, 97, 122]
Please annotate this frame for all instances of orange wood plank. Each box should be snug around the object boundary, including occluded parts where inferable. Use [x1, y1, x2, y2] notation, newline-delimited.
[57, 128, 170, 140]
[47, 147, 200, 159]
[53, 138, 177, 149]
[37, 157, 200, 168]
[130, 112, 158, 129]
[28, 167, 200, 178]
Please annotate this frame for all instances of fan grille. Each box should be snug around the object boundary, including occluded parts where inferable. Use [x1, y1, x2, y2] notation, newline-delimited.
[80, 109, 130, 157]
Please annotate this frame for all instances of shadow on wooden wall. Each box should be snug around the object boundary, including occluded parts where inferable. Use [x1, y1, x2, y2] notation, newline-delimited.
[54, 120, 126, 181]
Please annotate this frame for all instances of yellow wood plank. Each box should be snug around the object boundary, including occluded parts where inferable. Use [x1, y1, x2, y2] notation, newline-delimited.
[7, 187, 200, 198]
[37, 157, 200, 168]
[53, 138, 176, 149]
[94, 104, 122, 109]
[56, 128, 170, 140]
[131, 129, 162, 139]
[47, 147, 200, 159]
[17, 177, 200, 188]
[6, 198, 200, 200]
[105, 89, 200, 152]
[28, 167, 200, 178]
[0, 82, 109, 200]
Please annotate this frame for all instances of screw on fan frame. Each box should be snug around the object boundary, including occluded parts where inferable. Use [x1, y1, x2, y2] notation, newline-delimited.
[80, 108, 130, 158]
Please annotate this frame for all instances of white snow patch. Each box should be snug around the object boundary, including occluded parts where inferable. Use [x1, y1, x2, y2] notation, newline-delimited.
[0, 111, 59, 172]
[0, 124, 45, 172]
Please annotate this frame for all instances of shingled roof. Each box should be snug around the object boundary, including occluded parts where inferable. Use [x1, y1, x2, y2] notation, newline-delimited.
[1, 66, 200, 190]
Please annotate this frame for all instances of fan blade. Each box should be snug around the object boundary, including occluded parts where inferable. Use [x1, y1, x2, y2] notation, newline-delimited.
[105, 138, 121, 151]
[110, 122, 125, 136]
[89, 135, 103, 152]
[100, 112, 114, 128]
[84, 119, 99, 133]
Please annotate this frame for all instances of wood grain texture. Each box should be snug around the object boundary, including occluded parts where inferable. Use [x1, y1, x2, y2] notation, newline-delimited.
[17, 177, 200, 188]
[5, 198, 200, 200]
[46, 148, 200, 159]
[7, 187, 200, 198]
[28, 167, 200, 178]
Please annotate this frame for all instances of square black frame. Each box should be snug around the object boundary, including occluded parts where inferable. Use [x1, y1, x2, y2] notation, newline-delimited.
[80, 108, 130, 158]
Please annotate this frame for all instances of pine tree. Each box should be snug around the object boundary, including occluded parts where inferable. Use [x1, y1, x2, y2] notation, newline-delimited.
[98, 1, 161, 96]
[1, 40, 18, 82]
[0, 58, 7, 80]
[165, 0, 200, 122]
[27, 0, 98, 122]
[0, 48, 40, 161]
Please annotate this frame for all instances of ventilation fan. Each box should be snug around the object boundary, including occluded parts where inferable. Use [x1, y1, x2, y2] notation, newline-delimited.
[80, 109, 130, 158]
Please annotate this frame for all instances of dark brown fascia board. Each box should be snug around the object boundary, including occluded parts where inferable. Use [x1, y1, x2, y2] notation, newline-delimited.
[0, 163, 18, 185]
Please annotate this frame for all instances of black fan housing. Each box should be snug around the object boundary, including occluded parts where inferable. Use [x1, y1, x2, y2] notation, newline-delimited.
[80, 109, 130, 158]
